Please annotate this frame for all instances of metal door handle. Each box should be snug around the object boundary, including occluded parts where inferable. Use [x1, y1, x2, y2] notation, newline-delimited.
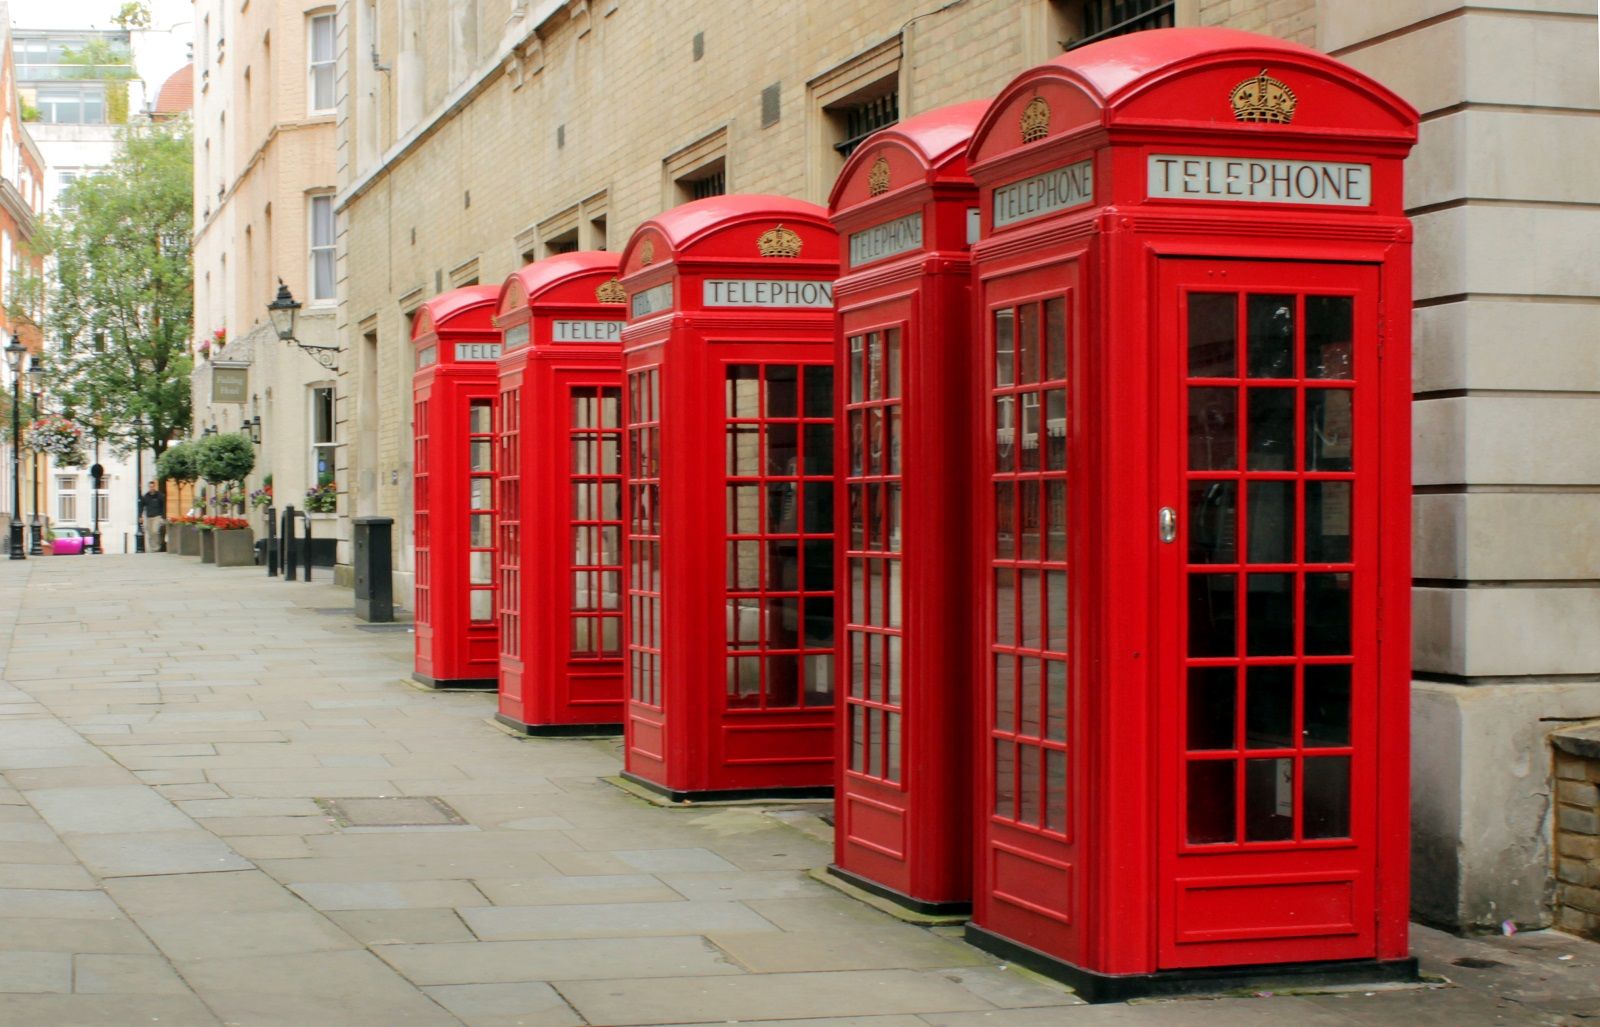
[1158, 506, 1177, 544]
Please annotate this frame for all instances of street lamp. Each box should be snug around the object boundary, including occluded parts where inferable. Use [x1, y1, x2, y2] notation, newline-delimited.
[267, 280, 340, 371]
[243, 415, 262, 444]
[5, 336, 25, 561]
[25, 356, 43, 556]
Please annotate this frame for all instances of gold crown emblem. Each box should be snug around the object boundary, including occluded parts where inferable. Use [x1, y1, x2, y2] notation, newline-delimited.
[867, 156, 891, 196]
[1020, 96, 1050, 143]
[595, 278, 626, 304]
[757, 224, 803, 258]
[1230, 69, 1297, 124]
[638, 240, 655, 266]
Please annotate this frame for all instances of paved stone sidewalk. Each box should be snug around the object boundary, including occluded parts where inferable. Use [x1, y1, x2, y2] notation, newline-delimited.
[0, 555, 1595, 1025]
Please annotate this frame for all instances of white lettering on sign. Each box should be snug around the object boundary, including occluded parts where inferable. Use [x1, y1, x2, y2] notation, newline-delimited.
[992, 159, 1094, 228]
[1148, 154, 1372, 207]
[502, 323, 529, 350]
[631, 283, 674, 318]
[702, 279, 835, 308]
[454, 342, 503, 362]
[552, 320, 626, 343]
[848, 212, 923, 267]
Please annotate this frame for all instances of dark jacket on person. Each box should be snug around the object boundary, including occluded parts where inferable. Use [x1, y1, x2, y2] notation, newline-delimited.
[140, 490, 165, 519]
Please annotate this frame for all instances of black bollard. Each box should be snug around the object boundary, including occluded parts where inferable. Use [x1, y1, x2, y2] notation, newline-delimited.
[301, 513, 313, 582]
[352, 517, 394, 622]
[282, 505, 298, 582]
[266, 506, 278, 576]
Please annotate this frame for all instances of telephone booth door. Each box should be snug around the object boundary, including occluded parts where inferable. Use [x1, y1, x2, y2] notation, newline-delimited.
[411, 285, 504, 690]
[494, 252, 630, 735]
[962, 28, 1418, 998]
[1159, 259, 1382, 968]
[618, 196, 842, 801]
[827, 101, 986, 913]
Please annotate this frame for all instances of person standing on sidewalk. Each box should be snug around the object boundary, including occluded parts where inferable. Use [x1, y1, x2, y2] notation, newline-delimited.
[140, 481, 166, 553]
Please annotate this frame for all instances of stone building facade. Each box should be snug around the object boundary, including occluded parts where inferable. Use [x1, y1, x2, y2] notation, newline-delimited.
[190, 0, 340, 536]
[326, 0, 1600, 934]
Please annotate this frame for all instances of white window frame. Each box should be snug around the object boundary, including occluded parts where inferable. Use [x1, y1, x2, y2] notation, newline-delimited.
[311, 384, 337, 492]
[308, 192, 336, 302]
[308, 11, 336, 114]
[56, 474, 76, 524]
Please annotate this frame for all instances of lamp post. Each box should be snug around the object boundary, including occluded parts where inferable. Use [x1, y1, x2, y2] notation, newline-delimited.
[26, 356, 43, 556]
[5, 337, 25, 561]
[268, 281, 340, 371]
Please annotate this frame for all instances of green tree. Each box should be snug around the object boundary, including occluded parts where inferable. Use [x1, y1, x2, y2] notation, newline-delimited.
[195, 433, 254, 490]
[113, 3, 152, 30]
[15, 128, 193, 461]
[60, 37, 136, 124]
[155, 439, 198, 484]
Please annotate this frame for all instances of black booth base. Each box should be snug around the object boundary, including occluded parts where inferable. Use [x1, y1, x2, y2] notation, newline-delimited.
[963, 924, 1420, 1004]
[825, 864, 972, 918]
[493, 713, 623, 738]
[411, 673, 497, 692]
[620, 771, 832, 805]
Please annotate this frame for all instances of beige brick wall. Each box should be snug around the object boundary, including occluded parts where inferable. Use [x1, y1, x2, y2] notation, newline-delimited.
[1196, 0, 1314, 44]
[337, 0, 1077, 585]
[1554, 742, 1600, 939]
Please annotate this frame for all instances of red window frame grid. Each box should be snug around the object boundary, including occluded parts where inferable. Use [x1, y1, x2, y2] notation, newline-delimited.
[413, 396, 431, 625]
[466, 400, 497, 623]
[1179, 287, 1360, 854]
[842, 325, 905, 785]
[569, 384, 625, 659]
[626, 366, 663, 709]
[989, 290, 1072, 840]
[497, 385, 522, 659]
[722, 360, 837, 713]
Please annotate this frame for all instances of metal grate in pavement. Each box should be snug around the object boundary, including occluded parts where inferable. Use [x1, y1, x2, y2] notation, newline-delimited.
[315, 796, 467, 828]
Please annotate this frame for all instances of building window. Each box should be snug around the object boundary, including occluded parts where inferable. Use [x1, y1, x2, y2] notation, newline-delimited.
[833, 92, 898, 158]
[94, 489, 109, 523]
[56, 474, 76, 523]
[310, 194, 335, 301]
[311, 385, 336, 488]
[35, 83, 106, 124]
[688, 164, 726, 201]
[545, 229, 579, 256]
[308, 12, 336, 113]
[1068, 0, 1174, 49]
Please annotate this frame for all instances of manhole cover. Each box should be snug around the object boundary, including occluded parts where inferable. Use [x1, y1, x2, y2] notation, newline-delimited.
[315, 796, 466, 827]
[1452, 957, 1508, 970]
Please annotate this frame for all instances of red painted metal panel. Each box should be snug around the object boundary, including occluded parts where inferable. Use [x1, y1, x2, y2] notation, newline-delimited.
[493, 252, 629, 733]
[618, 196, 841, 799]
[412, 285, 503, 689]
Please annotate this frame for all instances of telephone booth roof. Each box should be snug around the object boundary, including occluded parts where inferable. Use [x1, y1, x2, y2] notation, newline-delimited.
[411, 285, 501, 346]
[968, 27, 1418, 168]
[830, 99, 988, 214]
[495, 251, 625, 328]
[619, 194, 838, 278]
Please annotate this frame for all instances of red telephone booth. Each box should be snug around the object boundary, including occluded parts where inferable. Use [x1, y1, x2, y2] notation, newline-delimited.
[494, 252, 630, 734]
[825, 101, 987, 914]
[618, 196, 840, 801]
[412, 285, 503, 690]
[963, 29, 1418, 998]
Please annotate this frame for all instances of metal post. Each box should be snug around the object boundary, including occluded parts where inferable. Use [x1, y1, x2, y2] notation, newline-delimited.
[8, 366, 23, 561]
[266, 505, 278, 576]
[133, 431, 145, 553]
[282, 505, 297, 582]
[301, 512, 313, 582]
[27, 450, 41, 556]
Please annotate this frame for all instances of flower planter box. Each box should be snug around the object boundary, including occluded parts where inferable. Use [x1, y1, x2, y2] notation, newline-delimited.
[199, 529, 216, 563]
[214, 528, 255, 567]
[174, 524, 200, 556]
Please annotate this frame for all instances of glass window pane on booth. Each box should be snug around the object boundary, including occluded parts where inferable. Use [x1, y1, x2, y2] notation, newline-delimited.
[469, 552, 493, 586]
[1045, 480, 1067, 562]
[1246, 573, 1294, 655]
[470, 590, 493, 622]
[1045, 296, 1067, 381]
[727, 424, 760, 476]
[1045, 390, 1066, 470]
[1305, 481, 1352, 563]
[1244, 757, 1295, 841]
[726, 365, 760, 418]
[1044, 749, 1068, 832]
[885, 635, 902, 705]
[470, 515, 493, 548]
[1019, 656, 1042, 737]
[1188, 481, 1236, 564]
[1304, 572, 1352, 655]
[1018, 303, 1040, 384]
[1019, 745, 1042, 825]
[803, 424, 833, 474]
[1045, 662, 1067, 742]
[1305, 295, 1354, 379]
[995, 395, 1016, 472]
[1247, 387, 1295, 470]
[1187, 667, 1236, 750]
[865, 334, 882, 401]
[1188, 388, 1236, 470]
[1306, 388, 1354, 471]
[1187, 759, 1235, 844]
[1246, 480, 1293, 564]
[1245, 665, 1294, 749]
[470, 440, 493, 472]
[885, 329, 901, 398]
[1187, 574, 1236, 657]
[994, 740, 1017, 819]
[471, 478, 492, 510]
[1247, 295, 1295, 379]
[804, 654, 833, 706]
[1304, 756, 1352, 838]
[804, 365, 833, 418]
[1045, 571, 1067, 652]
[728, 656, 761, 707]
[1188, 293, 1237, 378]
[995, 308, 1015, 387]
[767, 364, 798, 418]
[994, 654, 1017, 733]
[469, 402, 493, 434]
[1304, 665, 1352, 747]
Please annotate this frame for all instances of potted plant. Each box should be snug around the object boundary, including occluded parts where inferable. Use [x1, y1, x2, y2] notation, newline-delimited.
[24, 414, 86, 467]
[156, 442, 200, 555]
[196, 514, 217, 563]
[196, 433, 256, 567]
[206, 515, 254, 566]
[304, 476, 338, 514]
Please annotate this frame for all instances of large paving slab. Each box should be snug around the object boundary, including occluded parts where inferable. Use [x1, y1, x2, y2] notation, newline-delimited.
[0, 555, 1594, 1025]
